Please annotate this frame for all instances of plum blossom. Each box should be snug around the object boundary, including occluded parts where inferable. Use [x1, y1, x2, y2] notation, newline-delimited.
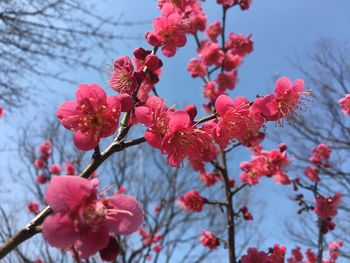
[200, 230, 220, 249]
[338, 94, 350, 115]
[42, 176, 143, 260]
[49, 164, 61, 175]
[199, 172, 220, 187]
[304, 166, 320, 182]
[187, 58, 207, 78]
[240, 248, 269, 263]
[56, 84, 122, 151]
[225, 33, 253, 57]
[198, 42, 225, 66]
[314, 193, 341, 220]
[309, 144, 331, 167]
[27, 202, 39, 215]
[205, 21, 222, 42]
[178, 190, 205, 212]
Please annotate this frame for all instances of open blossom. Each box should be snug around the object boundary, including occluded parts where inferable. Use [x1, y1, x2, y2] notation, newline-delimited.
[252, 77, 306, 123]
[135, 96, 171, 149]
[42, 176, 143, 259]
[109, 56, 138, 94]
[223, 53, 241, 71]
[268, 244, 286, 263]
[56, 84, 122, 151]
[199, 172, 220, 187]
[215, 71, 238, 91]
[161, 110, 217, 166]
[287, 247, 303, 263]
[146, 5, 186, 57]
[178, 190, 205, 212]
[338, 94, 350, 115]
[214, 95, 263, 148]
[200, 230, 220, 249]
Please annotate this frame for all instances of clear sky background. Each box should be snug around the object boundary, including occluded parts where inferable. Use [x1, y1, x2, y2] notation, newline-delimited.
[1, 0, 350, 261]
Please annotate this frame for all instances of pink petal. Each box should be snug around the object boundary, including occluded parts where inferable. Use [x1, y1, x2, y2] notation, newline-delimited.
[45, 176, 95, 213]
[56, 101, 81, 130]
[75, 222, 110, 259]
[274, 77, 292, 98]
[42, 213, 79, 248]
[106, 194, 144, 235]
[145, 130, 162, 149]
[73, 130, 99, 151]
[117, 94, 135, 112]
[168, 110, 190, 132]
[106, 96, 121, 114]
[215, 95, 233, 116]
[135, 106, 153, 127]
[76, 84, 107, 105]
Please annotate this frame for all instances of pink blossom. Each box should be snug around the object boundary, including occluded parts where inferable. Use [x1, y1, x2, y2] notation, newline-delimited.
[187, 58, 207, 78]
[328, 241, 343, 262]
[304, 166, 320, 182]
[268, 244, 286, 263]
[198, 42, 225, 66]
[203, 81, 220, 101]
[49, 164, 61, 175]
[240, 207, 253, 220]
[338, 94, 350, 115]
[225, 33, 253, 57]
[241, 248, 269, 263]
[39, 140, 52, 157]
[206, 21, 222, 42]
[56, 84, 121, 151]
[199, 172, 220, 187]
[161, 110, 217, 166]
[178, 190, 205, 212]
[287, 247, 303, 263]
[34, 159, 45, 169]
[314, 192, 341, 220]
[238, 0, 252, 10]
[310, 144, 331, 166]
[305, 249, 317, 263]
[216, 0, 235, 8]
[109, 56, 138, 95]
[185, 5, 207, 34]
[215, 71, 238, 91]
[223, 53, 242, 71]
[253, 77, 306, 123]
[215, 95, 263, 148]
[146, 7, 186, 57]
[135, 96, 170, 149]
[42, 176, 143, 259]
[200, 230, 220, 249]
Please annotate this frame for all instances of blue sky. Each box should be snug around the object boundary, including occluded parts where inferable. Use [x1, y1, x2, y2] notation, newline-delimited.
[1, 0, 350, 260]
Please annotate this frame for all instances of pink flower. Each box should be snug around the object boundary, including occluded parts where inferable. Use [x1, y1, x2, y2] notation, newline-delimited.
[215, 95, 263, 148]
[238, 0, 252, 10]
[109, 56, 138, 95]
[268, 244, 286, 263]
[27, 202, 39, 215]
[65, 161, 77, 175]
[198, 42, 225, 66]
[49, 164, 61, 175]
[199, 172, 220, 187]
[187, 58, 207, 78]
[310, 144, 331, 166]
[215, 71, 238, 91]
[34, 159, 45, 169]
[42, 176, 143, 259]
[39, 140, 52, 157]
[178, 190, 205, 212]
[146, 8, 186, 57]
[216, 0, 235, 8]
[253, 77, 306, 123]
[287, 247, 303, 263]
[56, 84, 122, 151]
[200, 230, 220, 249]
[314, 192, 341, 220]
[241, 248, 269, 263]
[135, 96, 171, 149]
[161, 110, 217, 166]
[304, 166, 320, 182]
[328, 241, 343, 262]
[225, 33, 253, 57]
[338, 94, 350, 115]
[223, 53, 241, 71]
[203, 81, 220, 101]
[305, 249, 317, 263]
[205, 21, 222, 42]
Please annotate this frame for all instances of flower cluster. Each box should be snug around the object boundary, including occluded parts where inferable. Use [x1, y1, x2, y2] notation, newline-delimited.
[309, 143, 332, 168]
[240, 244, 286, 263]
[338, 94, 350, 115]
[178, 190, 206, 212]
[239, 146, 290, 186]
[42, 176, 144, 260]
